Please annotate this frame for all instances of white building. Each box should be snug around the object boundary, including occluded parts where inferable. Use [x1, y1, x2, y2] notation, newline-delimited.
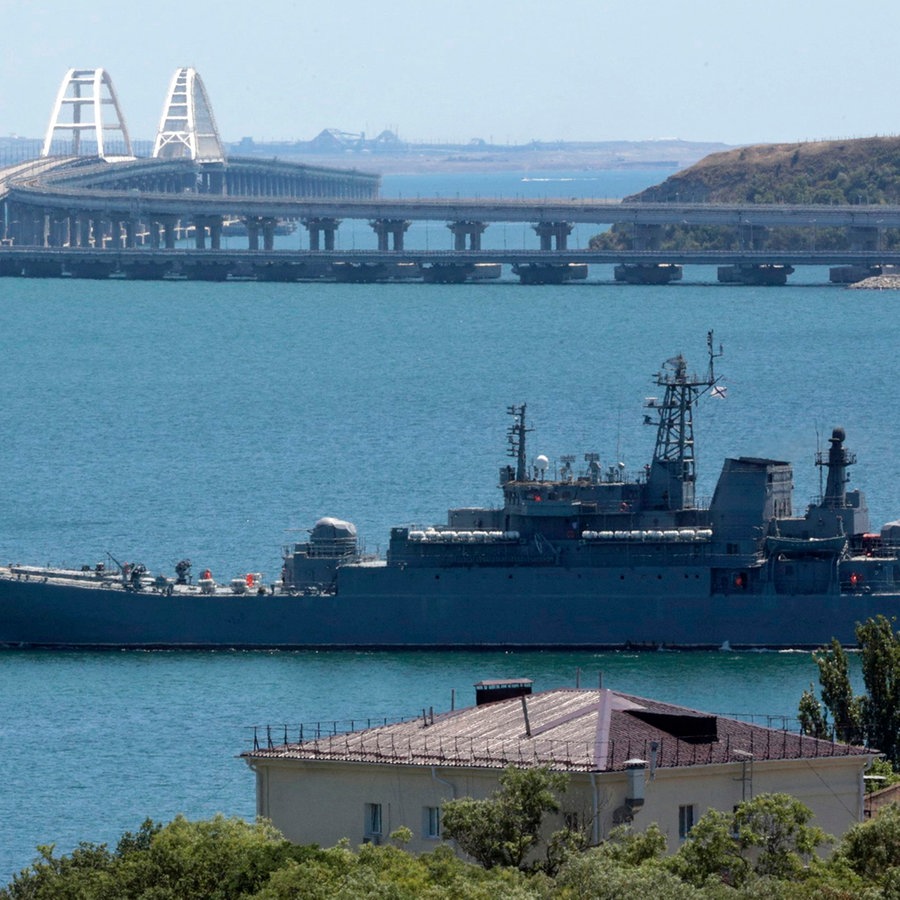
[243, 680, 876, 856]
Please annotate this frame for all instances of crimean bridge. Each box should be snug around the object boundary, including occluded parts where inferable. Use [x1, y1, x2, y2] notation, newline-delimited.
[2, 67, 898, 285]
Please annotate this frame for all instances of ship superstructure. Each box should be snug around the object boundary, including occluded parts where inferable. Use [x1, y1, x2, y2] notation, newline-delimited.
[3, 334, 900, 649]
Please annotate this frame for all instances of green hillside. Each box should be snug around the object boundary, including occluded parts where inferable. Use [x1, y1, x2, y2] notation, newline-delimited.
[591, 136, 900, 251]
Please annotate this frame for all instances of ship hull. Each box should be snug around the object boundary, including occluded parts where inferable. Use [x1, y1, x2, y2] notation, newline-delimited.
[1, 564, 897, 650]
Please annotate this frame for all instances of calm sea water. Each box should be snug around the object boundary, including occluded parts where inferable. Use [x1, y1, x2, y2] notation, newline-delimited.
[0, 168, 891, 881]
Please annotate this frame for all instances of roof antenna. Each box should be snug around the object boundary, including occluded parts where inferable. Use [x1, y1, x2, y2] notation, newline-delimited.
[520, 695, 532, 737]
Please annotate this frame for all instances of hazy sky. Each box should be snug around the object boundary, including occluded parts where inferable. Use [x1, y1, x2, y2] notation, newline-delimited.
[1, 0, 897, 146]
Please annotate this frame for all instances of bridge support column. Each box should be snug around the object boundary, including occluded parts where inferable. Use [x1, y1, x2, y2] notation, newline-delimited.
[46, 213, 68, 248]
[14, 207, 40, 246]
[447, 221, 487, 250]
[632, 223, 663, 251]
[302, 217, 341, 251]
[738, 223, 768, 250]
[109, 220, 123, 250]
[78, 217, 92, 248]
[192, 215, 223, 250]
[370, 218, 410, 251]
[532, 221, 573, 251]
[160, 218, 178, 250]
[244, 217, 262, 251]
[262, 217, 277, 251]
[209, 217, 222, 250]
[849, 226, 880, 252]
[89, 217, 105, 248]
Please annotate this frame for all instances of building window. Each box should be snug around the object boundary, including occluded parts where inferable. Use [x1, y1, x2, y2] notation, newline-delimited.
[364, 802, 382, 841]
[424, 805, 441, 839]
[678, 804, 696, 840]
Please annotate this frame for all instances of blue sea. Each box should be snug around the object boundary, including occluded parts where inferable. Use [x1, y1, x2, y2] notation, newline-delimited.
[0, 167, 888, 882]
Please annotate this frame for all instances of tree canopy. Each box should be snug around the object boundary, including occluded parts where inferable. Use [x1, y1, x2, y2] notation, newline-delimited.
[440, 765, 576, 872]
[5, 795, 900, 898]
[799, 615, 900, 768]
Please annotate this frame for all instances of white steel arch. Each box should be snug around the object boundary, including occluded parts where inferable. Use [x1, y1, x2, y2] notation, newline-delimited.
[153, 68, 224, 162]
[41, 68, 133, 159]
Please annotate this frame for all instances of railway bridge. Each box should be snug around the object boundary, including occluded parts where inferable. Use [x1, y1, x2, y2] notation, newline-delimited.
[2, 67, 899, 284]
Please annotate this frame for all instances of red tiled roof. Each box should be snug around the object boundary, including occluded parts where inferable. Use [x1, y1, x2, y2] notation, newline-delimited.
[244, 688, 873, 773]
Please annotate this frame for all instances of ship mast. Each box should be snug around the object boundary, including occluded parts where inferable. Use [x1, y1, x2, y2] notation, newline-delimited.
[506, 404, 531, 482]
[644, 331, 722, 510]
[816, 426, 855, 509]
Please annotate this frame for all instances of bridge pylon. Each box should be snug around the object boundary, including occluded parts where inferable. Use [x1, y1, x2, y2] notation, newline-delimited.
[153, 68, 224, 163]
[41, 68, 133, 159]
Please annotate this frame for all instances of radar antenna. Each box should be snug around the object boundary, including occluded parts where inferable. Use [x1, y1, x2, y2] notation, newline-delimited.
[643, 331, 724, 510]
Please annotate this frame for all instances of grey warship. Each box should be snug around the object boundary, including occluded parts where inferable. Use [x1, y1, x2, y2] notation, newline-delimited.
[2, 332, 899, 649]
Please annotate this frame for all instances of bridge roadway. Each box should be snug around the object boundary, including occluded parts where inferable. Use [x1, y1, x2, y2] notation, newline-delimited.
[8, 180, 900, 229]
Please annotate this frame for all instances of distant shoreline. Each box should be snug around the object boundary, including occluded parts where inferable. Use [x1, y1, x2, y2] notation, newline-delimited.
[222, 141, 730, 176]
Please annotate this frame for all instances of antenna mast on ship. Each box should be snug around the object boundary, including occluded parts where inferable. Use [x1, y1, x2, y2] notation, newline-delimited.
[506, 404, 531, 482]
[643, 331, 723, 510]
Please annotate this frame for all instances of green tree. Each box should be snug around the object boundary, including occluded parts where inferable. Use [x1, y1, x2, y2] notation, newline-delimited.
[800, 616, 900, 767]
[733, 793, 830, 879]
[857, 616, 900, 767]
[667, 807, 748, 887]
[812, 638, 864, 744]
[836, 802, 900, 882]
[441, 765, 570, 871]
[798, 683, 829, 739]
[667, 793, 829, 890]
[1, 815, 310, 900]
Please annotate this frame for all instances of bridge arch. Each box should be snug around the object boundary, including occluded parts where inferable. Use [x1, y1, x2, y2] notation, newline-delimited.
[41, 68, 133, 160]
[153, 67, 224, 163]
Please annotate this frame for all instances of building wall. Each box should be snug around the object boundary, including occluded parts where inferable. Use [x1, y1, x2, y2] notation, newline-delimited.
[247, 753, 872, 858]
[614, 757, 871, 854]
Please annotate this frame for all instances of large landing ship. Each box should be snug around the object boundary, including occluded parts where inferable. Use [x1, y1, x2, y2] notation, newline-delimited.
[2, 333, 899, 649]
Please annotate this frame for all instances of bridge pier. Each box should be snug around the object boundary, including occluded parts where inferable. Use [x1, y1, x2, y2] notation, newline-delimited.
[124, 220, 139, 249]
[262, 217, 277, 251]
[302, 217, 341, 251]
[165, 218, 179, 250]
[632, 223, 662, 251]
[717, 264, 794, 285]
[738, 224, 768, 250]
[77, 215, 92, 248]
[370, 218, 410, 251]
[193, 215, 223, 250]
[849, 226, 880, 252]
[244, 217, 261, 251]
[532, 221, 573, 251]
[47, 212, 69, 248]
[513, 263, 587, 284]
[447, 221, 487, 250]
[614, 263, 683, 285]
